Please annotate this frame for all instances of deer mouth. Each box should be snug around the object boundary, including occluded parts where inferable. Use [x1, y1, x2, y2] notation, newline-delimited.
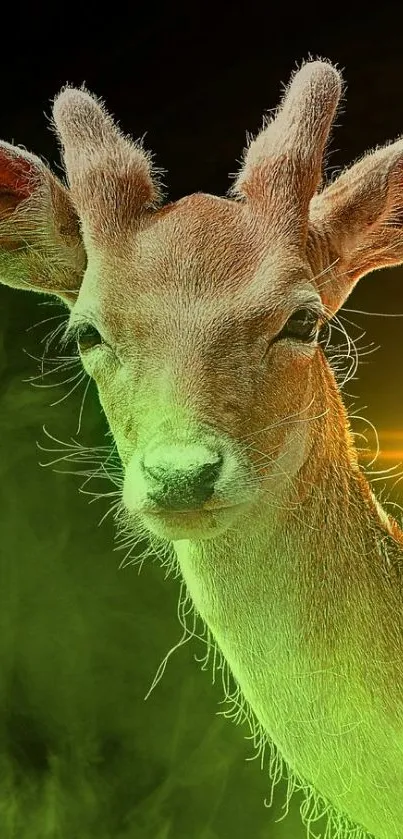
[138, 502, 249, 539]
[143, 502, 245, 516]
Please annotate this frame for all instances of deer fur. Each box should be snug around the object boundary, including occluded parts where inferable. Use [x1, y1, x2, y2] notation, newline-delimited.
[1, 58, 403, 838]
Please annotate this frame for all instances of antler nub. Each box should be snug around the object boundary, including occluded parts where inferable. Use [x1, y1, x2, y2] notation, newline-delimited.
[52, 86, 165, 246]
[229, 60, 342, 247]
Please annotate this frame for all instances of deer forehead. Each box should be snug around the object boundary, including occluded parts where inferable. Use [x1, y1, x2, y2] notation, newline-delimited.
[72, 192, 321, 335]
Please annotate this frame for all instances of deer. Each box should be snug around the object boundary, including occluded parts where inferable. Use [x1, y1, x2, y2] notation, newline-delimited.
[1, 57, 403, 839]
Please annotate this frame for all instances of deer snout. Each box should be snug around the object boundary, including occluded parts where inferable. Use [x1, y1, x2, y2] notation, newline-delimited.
[140, 444, 224, 510]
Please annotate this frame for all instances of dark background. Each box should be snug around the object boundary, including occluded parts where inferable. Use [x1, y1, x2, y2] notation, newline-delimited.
[0, 6, 402, 838]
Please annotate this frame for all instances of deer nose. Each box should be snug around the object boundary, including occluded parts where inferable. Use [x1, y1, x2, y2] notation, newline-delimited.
[141, 444, 224, 510]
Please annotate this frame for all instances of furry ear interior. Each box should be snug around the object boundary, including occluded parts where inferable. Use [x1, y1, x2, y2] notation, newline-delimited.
[0, 141, 86, 307]
[308, 138, 403, 315]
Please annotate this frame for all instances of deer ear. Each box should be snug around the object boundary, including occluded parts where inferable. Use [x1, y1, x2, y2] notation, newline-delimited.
[0, 141, 86, 307]
[308, 138, 403, 315]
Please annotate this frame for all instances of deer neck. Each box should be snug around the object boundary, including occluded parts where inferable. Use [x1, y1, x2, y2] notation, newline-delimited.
[172, 373, 403, 828]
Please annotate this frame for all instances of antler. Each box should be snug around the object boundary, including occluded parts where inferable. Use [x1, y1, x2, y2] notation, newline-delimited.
[229, 60, 342, 249]
[52, 86, 166, 248]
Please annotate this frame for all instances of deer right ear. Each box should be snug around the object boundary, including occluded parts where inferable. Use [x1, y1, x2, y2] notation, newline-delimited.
[0, 141, 86, 307]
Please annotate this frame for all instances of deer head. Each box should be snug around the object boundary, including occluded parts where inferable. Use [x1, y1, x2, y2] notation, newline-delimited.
[1, 59, 403, 542]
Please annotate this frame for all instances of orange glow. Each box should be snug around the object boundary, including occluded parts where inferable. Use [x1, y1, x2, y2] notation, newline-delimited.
[366, 451, 403, 462]
[358, 431, 403, 464]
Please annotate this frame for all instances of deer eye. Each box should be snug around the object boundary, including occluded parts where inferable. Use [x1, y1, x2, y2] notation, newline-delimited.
[277, 308, 320, 343]
[76, 323, 104, 353]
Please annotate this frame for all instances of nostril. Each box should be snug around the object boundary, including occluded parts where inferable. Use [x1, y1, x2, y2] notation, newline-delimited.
[142, 461, 167, 482]
[197, 455, 223, 487]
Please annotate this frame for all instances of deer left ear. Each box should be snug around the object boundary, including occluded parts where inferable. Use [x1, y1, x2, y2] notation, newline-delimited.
[308, 138, 403, 316]
[0, 141, 86, 307]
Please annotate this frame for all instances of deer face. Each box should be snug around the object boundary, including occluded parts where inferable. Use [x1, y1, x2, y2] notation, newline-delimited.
[67, 194, 326, 540]
[2, 60, 403, 541]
